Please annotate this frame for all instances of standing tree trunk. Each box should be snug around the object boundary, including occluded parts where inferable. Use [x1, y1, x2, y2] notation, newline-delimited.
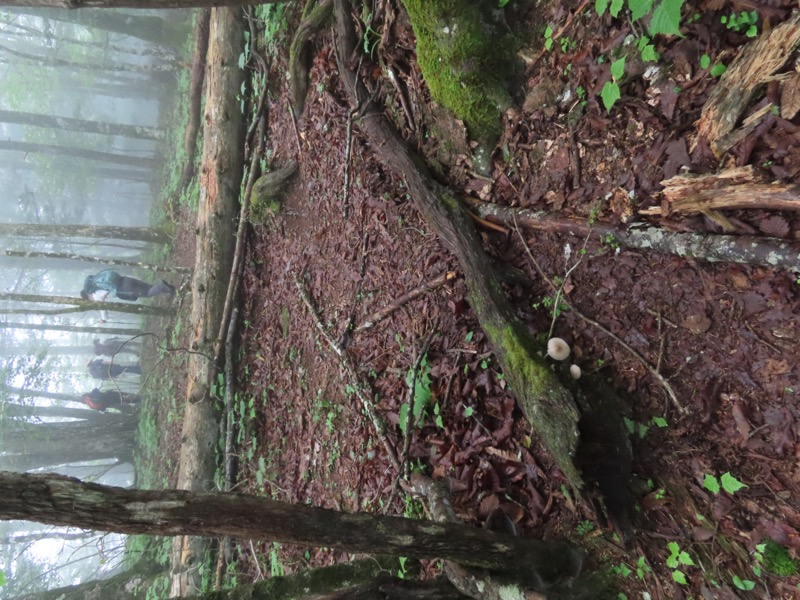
[0, 322, 141, 335]
[0, 223, 169, 244]
[0, 471, 585, 592]
[2, 250, 191, 273]
[0, 109, 164, 141]
[0, 140, 155, 169]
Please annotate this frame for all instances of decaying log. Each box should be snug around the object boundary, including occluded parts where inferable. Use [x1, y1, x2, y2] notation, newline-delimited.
[170, 8, 245, 597]
[696, 12, 800, 157]
[654, 167, 800, 215]
[468, 199, 800, 272]
[334, 0, 582, 488]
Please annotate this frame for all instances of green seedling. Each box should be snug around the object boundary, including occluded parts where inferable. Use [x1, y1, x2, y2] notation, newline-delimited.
[667, 541, 695, 584]
[721, 11, 758, 37]
[601, 57, 625, 111]
[703, 472, 747, 495]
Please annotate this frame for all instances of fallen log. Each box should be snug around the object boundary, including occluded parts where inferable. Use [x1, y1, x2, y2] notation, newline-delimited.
[468, 200, 800, 272]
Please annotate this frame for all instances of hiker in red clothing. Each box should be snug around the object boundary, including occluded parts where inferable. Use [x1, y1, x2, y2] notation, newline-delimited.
[81, 388, 140, 412]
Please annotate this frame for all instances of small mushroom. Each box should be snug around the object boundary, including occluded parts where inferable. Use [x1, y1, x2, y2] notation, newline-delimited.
[546, 337, 571, 361]
[569, 364, 581, 380]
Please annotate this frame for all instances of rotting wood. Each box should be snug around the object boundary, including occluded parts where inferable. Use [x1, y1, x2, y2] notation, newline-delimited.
[170, 8, 246, 597]
[468, 199, 800, 272]
[695, 12, 800, 157]
[657, 178, 799, 216]
[334, 0, 583, 488]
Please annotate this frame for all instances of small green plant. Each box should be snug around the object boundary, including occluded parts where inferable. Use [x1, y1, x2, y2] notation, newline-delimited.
[544, 25, 554, 51]
[652, 416, 668, 428]
[576, 520, 595, 535]
[397, 556, 409, 578]
[732, 575, 756, 591]
[601, 57, 625, 111]
[399, 354, 433, 435]
[710, 63, 727, 77]
[624, 416, 649, 439]
[703, 472, 747, 495]
[613, 562, 632, 578]
[269, 542, 285, 577]
[721, 10, 758, 37]
[597, 0, 685, 36]
[635, 555, 652, 579]
[666, 541, 695, 584]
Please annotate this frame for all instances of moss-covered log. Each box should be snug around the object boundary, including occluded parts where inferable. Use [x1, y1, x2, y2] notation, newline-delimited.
[333, 0, 581, 487]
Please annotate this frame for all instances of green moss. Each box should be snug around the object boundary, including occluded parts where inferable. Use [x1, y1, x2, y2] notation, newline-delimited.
[402, 0, 519, 142]
[763, 539, 798, 576]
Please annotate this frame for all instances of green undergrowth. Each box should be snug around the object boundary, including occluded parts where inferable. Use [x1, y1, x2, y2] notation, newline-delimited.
[402, 0, 521, 143]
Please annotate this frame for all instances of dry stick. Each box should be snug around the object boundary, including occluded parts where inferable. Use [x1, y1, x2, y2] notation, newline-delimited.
[342, 108, 355, 218]
[294, 275, 401, 471]
[288, 104, 303, 157]
[339, 232, 370, 349]
[355, 271, 457, 333]
[213, 112, 267, 365]
[401, 320, 439, 481]
[513, 215, 686, 415]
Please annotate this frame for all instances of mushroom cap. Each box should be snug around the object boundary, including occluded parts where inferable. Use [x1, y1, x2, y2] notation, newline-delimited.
[569, 364, 581, 380]
[546, 337, 571, 361]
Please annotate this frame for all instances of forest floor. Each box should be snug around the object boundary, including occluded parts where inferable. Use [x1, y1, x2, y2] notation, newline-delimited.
[150, 1, 799, 598]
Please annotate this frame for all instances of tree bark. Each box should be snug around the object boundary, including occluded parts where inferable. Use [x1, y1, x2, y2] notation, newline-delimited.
[0, 471, 584, 590]
[0, 109, 164, 141]
[0, 223, 169, 244]
[333, 0, 582, 486]
[170, 7, 245, 596]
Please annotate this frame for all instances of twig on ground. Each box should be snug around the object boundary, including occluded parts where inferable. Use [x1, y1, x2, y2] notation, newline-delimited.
[288, 103, 303, 157]
[342, 108, 355, 218]
[547, 233, 590, 340]
[294, 274, 401, 471]
[354, 271, 456, 333]
[513, 215, 686, 414]
[401, 320, 439, 480]
[339, 232, 370, 349]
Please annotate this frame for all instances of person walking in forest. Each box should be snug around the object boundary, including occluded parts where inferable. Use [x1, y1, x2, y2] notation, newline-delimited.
[81, 388, 140, 412]
[80, 269, 175, 323]
[94, 337, 140, 356]
[87, 358, 142, 379]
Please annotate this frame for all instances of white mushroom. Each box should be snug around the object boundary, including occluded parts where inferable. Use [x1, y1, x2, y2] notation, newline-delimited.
[546, 337, 571, 361]
[569, 364, 582, 380]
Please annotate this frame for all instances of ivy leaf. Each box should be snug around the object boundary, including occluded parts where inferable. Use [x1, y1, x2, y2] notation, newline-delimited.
[610, 0, 624, 17]
[611, 57, 626, 80]
[721, 472, 748, 495]
[640, 44, 659, 62]
[710, 63, 727, 77]
[672, 570, 688, 584]
[732, 576, 756, 591]
[649, 0, 684, 36]
[678, 551, 696, 566]
[652, 416, 668, 427]
[628, 0, 653, 22]
[596, 0, 610, 16]
[700, 54, 711, 69]
[703, 474, 720, 494]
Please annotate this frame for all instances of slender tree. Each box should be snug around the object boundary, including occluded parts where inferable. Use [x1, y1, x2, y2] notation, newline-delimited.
[0, 109, 165, 141]
[0, 223, 169, 244]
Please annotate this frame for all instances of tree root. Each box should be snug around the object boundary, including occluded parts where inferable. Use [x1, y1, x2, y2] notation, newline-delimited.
[288, 0, 334, 117]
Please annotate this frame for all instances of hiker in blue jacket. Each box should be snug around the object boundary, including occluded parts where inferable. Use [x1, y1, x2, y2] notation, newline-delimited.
[80, 269, 175, 323]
